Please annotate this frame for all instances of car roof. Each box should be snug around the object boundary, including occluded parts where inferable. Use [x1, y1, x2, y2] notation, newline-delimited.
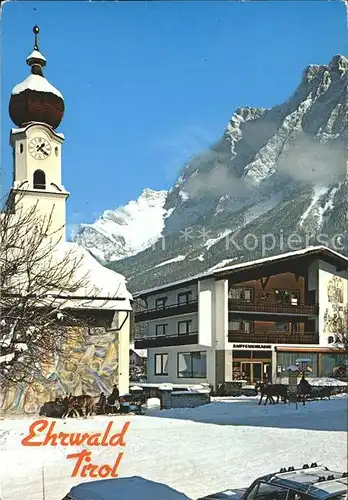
[259, 465, 348, 499]
[69, 476, 190, 499]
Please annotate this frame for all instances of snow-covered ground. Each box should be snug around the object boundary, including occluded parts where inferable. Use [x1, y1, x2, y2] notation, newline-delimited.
[0, 396, 347, 500]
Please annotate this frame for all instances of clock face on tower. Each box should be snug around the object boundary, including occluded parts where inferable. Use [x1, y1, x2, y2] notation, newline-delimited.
[28, 137, 52, 160]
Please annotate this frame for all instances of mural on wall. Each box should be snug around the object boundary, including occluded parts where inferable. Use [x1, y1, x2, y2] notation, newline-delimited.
[322, 275, 348, 380]
[0, 325, 119, 414]
[324, 275, 346, 334]
[324, 305, 348, 334]
[327, 275, 344, 304]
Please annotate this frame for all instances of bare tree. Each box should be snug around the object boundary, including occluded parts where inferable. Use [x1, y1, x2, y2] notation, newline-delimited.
[0, 191, 108, 386]
[131, 298, 149, 343]
[130, 361, 147, 382]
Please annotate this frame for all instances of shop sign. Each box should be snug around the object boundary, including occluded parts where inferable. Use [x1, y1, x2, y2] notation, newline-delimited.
[232, 344, 272, 350]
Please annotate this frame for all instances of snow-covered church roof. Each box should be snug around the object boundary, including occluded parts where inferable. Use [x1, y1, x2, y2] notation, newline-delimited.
[26, 48, 47, 63]
[51, 242, 132, 311]
[12, 45, 61, 98]
[11, 74, 63, 100]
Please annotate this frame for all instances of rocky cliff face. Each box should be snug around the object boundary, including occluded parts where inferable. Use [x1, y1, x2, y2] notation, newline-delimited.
[76, 55, 348, 292]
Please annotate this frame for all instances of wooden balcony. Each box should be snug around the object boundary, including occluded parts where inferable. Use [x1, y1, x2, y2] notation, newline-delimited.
[134, 300, 198, 322]
[228, 299, 318, 316]
[228, 330, 319, 345]
[134, 332, 199, 349]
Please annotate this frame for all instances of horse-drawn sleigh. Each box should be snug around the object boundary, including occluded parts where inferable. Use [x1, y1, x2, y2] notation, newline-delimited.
[254, 376, 332, 406]
[39, 386, 146, 418]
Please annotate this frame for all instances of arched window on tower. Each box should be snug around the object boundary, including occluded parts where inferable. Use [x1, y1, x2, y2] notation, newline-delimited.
[33, 169, 46, 189]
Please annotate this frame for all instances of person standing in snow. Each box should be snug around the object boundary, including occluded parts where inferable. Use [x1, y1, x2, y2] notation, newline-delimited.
[96, 392, 106, 414]
[298, 374, 311, 405]
[107, 384, 120, 405]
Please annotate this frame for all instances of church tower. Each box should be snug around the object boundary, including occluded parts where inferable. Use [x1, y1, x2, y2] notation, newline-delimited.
[8, 26, 69, 241]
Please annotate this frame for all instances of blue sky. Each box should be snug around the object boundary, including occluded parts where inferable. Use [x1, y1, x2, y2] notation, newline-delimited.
[1, 1, 347, 238]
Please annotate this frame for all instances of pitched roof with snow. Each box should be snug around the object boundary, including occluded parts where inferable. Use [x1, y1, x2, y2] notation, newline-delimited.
[130, 344, 147, 358]
[51, 242, 132, 311]
[133, 246, 348, 296]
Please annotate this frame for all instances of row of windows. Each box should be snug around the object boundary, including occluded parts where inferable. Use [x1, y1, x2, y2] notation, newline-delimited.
[155, 352, 346, 380]
[154, 287, 304, 311]
[154, 351, 207, 378]
[155, 319, 193, 336]
[154, 291, 193, 309]
[276, 352, 347, 378]
[229, 287, 300, 305]
[229, 320, 303, 333]
[156, 319, 307, 336]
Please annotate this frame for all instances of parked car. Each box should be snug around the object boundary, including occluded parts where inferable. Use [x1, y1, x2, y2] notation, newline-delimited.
[62, 475, 190, 499]
[198, 464, 348, 500]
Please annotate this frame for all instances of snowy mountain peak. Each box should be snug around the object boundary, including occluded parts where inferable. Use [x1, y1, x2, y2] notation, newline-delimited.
[74, 188, 168, 262]
[302, 54, 347, 84]
[76, 54, 347, 291]
[328, 54, 348, 73]
[139, 188, 167, 203]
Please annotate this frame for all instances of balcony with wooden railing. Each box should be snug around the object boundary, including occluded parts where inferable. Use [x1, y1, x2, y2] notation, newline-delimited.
[134, 331, 199, 349]
[134, 300, 198, 322]
[228, 295, 318, 316]
[228, 329, 319, 345]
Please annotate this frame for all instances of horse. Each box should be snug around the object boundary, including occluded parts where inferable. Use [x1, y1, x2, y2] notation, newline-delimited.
[63, 394, 97, 418]
[255, 381, 288, 406]
[39, 399, 66, 418]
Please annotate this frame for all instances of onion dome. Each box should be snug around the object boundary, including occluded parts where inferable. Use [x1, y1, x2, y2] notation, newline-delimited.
[9, 26, 64, 130]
